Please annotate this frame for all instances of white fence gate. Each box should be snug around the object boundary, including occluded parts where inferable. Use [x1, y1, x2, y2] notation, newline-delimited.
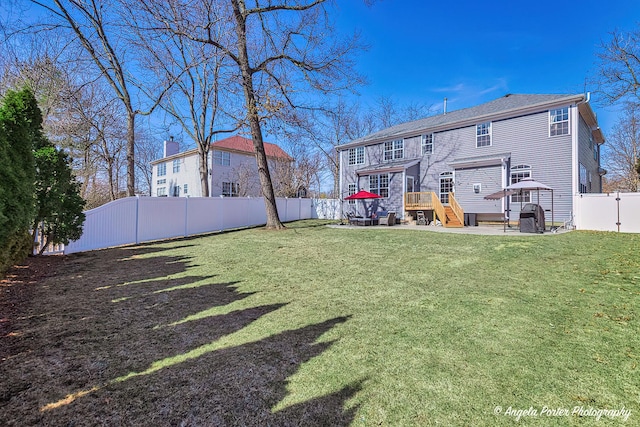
[54, 196, 339, 255]
[574, 192, 640, 233]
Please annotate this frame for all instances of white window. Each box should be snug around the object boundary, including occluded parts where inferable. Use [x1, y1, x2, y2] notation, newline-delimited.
[183, 184, 188, 195]
[157, 179, 166, 185]
[369, 173, 389, 198]
[222, 181, 239, 197]
[384, 139, 403, 161]
[476, 122, 491, 147]
[348, 147, 365, 165]
[213, 150, 230, 166]
[172, 159, 180, 173]
[157, 162, 167, 177]
[550, 107, 569, 136]
[579, 163, 588, 193]
[157, 187, 167, 196]
[422, 134, 434, 155]
[348, 183, 356, 205]
[510, 165, 531, 203]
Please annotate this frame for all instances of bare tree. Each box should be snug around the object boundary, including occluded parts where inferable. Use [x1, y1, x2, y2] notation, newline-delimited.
[27, 0, 176, 196]
[135, 24, 240, 197]
[134, 129, 163, 196]
[290, 96, 433, 197]
[594, 27, 640, 107]
[137, 0, 364, 229]
[0, 35, 130, 202]
[602, 104, 640, 192]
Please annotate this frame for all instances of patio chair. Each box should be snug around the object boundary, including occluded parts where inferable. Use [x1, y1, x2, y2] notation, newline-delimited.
[416, 211, 427, 225]
[379, 211, 396, 226]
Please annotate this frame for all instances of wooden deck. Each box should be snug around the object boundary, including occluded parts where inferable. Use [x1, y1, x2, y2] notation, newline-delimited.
[405, 192, 464, 228]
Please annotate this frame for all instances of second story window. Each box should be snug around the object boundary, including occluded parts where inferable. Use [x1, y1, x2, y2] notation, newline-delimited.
[384, 139, 403, 161]
[157, 162, 167, 177]
[550, 107, 569, 136]
[213, 150, 231, 166]
[348, 147, 365, 165]
[173, 159, 180, 173]
[476, 122, 491, 147]
[422, 134, 434, 155]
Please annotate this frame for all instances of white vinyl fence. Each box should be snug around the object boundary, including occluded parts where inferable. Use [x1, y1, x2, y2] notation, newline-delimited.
[574, 192, 640, 233]
[55, 196, 339, 255]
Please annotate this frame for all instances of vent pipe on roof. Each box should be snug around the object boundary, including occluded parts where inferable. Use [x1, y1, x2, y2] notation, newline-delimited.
[443, 97, 447, 115]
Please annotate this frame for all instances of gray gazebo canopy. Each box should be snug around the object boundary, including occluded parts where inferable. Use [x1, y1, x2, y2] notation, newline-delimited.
[484, 178, 554, 232]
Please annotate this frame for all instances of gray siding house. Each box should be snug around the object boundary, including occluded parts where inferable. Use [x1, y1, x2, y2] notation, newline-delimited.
[338, 94, 605, 226]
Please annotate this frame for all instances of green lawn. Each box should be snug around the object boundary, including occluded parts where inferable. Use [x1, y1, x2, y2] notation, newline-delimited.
[2, 220, 639, 426]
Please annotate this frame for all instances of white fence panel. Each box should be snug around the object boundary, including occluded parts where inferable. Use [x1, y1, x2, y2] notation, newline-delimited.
[60, 197, 338, 255]
[64, 198, 138, 253]
[186, 197, 223, 235]
[138, 197, 188, 242]
[575, 192, 640, 233]
[246, 198, 268, 226]
[311, 199, 341, 219]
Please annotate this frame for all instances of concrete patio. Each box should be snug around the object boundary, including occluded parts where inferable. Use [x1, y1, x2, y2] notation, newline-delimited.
[328, 222, 572, 236]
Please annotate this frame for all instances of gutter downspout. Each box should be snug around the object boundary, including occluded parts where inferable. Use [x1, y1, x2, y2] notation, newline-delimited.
[571, 94, 590, 220]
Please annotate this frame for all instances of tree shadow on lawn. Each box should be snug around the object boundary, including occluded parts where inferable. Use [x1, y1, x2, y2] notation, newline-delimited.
[40, 317, 361, 427]
[2, 244, 360, 426]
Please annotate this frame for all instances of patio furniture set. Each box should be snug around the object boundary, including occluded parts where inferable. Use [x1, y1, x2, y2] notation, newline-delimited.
[348, 211, 396, 227]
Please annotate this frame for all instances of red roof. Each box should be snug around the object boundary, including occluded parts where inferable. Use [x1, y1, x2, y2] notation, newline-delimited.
[211, 135, 292, 160]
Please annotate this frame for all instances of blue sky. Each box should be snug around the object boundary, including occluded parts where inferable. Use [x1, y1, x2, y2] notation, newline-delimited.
[334, 0, 640, 135]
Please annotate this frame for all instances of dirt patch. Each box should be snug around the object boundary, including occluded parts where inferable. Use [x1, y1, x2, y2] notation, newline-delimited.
[0, 245, 357, 426]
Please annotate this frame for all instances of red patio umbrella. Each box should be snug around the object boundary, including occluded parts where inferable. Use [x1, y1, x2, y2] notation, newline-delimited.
[343, 190, 381, 223]
[344, 190, 382, 200]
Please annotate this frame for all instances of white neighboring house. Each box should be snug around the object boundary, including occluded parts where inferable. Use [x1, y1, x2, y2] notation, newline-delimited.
[151, 135, 293, 197]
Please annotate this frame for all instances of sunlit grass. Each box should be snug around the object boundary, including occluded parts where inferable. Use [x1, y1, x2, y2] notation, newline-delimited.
[4, 220, 639, 426]
[144, 221, 640, 425]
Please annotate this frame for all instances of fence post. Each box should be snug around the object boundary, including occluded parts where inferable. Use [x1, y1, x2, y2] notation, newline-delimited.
[185, 196, 189, 237]
[135, 195, 140, 244]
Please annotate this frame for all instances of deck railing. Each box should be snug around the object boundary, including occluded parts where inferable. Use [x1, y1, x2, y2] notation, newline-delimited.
[405, 192, 437, 210]
[405, 192, 446, 224]
[448, 193, 464, 225]
[405, 192, 465, 226]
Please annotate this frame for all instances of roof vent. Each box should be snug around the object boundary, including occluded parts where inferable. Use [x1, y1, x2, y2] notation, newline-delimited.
[505, 93, 512, 97]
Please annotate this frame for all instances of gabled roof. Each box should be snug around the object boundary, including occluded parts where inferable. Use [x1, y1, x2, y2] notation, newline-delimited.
[152, 134, 293, 164]
[212, 135, 292, 161]
[341, 93, 589, 149]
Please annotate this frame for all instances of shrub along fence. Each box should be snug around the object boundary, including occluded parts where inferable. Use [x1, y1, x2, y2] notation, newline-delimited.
[45, 196, 340, 255]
